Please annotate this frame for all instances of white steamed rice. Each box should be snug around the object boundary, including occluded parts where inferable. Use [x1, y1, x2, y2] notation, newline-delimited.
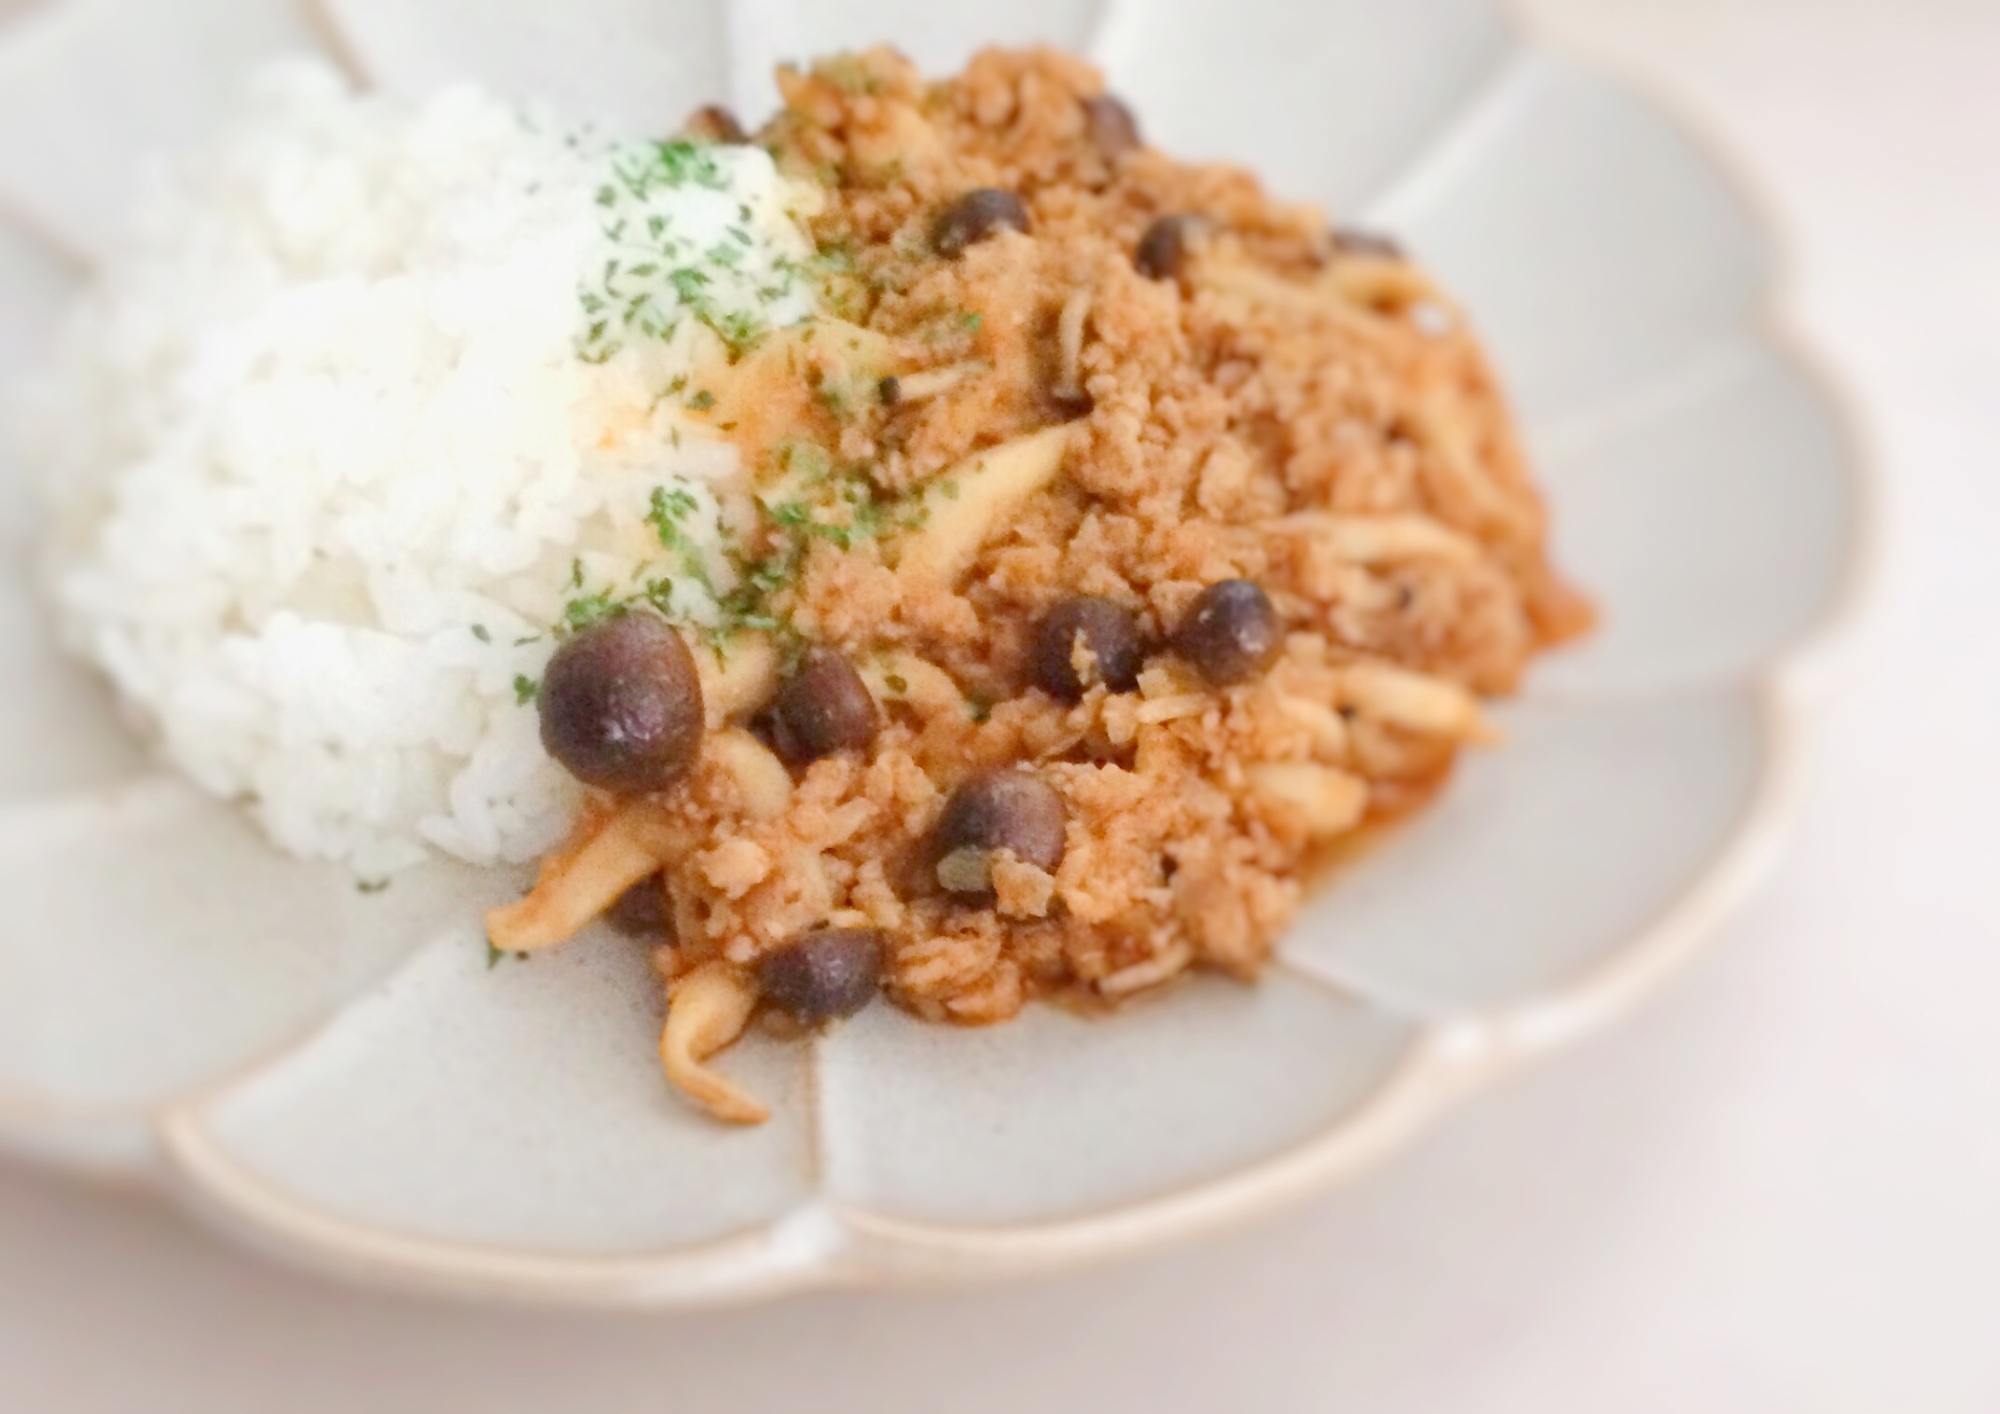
[33, 60, 820, 876]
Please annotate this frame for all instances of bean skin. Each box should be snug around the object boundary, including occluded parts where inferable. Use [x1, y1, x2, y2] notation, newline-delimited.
[768, 645, 878, 765]
[933, 770, 1067, 896]
[758, 928, 884, 1021]
[1031, 597, 1144, 701]
[1134, 214, 1206, 281]
[1330, 226, 1404, 260]
[606, 873, 673, 940]
[932, 189, 1030, 258]
[1083, 94, 1142, 162]
[685, 105, 748, 143]
[538, 613, 704, 793]
[1174, 580, 1283, 686]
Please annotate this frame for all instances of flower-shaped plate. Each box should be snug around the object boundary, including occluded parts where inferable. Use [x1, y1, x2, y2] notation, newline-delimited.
[0, 0, 1868, 1305]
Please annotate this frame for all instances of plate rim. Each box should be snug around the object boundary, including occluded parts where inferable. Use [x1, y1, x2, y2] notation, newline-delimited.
[0, 0, 1882, 1306]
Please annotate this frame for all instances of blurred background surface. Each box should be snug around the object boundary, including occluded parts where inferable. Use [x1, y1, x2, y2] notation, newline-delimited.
[2, 0, 1995, 1408]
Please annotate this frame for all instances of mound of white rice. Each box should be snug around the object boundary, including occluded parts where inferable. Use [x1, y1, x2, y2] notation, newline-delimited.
[33, 61, 821, 876]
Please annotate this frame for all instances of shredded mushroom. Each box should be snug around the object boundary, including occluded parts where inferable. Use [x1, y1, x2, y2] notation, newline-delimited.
[1275, 693, 1352, 758]
[1409, 392, 1537, 539]
[1098, 940, 1195, 997]
[892, 424, 1074, 585]
[1268, 512, 1480, 565]
[1336, 663, 1496, 742]
[1052, 288, 1092, 404]
[1325, 257, 1436, 308]
[861, 650, 968, 716]
[880, 360, 987, 404]
[486, 802, 669, 952]
[695, 631, 780, 727]
[1245, 761, 1369, 836]
[1199, 259, 1384, 337]
[706, 727, 793, 819]
[659, 961, 769, 1124]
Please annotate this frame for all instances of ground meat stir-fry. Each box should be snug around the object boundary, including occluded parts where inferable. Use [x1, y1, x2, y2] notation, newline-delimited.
[487, 46, 1590, 1122]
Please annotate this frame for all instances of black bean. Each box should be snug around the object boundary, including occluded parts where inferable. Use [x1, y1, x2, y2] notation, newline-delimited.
[1174, 580, 1282, 685]
[1031, 596, 1143, 701]
[1134, 214, 1205, 281]
[758, 927, 884, 1021]
[878, 375, 902, 406]
[1330, 226, 1403, 260]
[932, 189, 1030, 258]
[768, 645, 878, 765]
[539, 613, 705, 792]
[606, 873, 673, 940]
[685, 104, 748, 143]
[1083, 94, 1141, 162]
[933, 769, 1066, 895]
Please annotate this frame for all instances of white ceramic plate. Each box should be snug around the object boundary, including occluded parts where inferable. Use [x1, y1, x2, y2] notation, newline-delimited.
[0, 0, 1867, 1306]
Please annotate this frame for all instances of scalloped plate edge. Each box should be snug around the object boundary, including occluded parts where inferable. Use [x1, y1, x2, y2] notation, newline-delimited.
[147, 670, 1810, 1306]
[151, 1021, 1466, 1305]
[0, 1, 1880, 1306]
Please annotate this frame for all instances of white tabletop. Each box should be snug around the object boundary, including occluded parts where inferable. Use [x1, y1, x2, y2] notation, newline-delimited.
[3, 1, 1995, 1408]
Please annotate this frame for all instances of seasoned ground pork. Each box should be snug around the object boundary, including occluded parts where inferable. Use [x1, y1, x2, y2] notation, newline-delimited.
[489, 46, 1589, 1123]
